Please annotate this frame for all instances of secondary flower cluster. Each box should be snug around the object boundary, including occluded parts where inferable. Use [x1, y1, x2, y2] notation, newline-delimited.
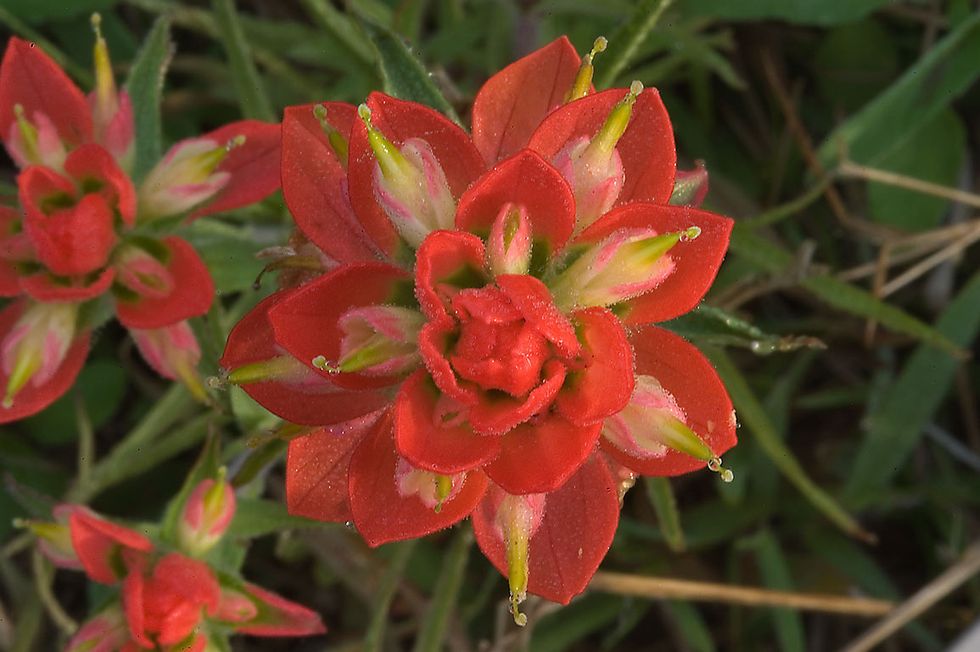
[221, 37, 736, 622]
[0, 21, 280, 421]
[29, 474, 324, 651]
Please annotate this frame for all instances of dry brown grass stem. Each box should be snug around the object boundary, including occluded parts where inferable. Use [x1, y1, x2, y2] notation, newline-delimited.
[589, 572, 894, 617]
[841, 542, 980, 652]
[838, 159, 980, 210]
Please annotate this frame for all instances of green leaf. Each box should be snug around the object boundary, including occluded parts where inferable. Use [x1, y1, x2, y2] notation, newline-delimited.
[359, 18, 460, 124]
[866, 109, 966, 231]
[707, 349, 873, 542]
[226, 498, 329, 539]
[299, 0, 375, 66]
[180, 220, 267, 294]
[210, 0, 275, 121]
[125, 16, 173, 181]
[845, 269, 980, 503]
[729, 228, 963, 356]
[662, 601, 715, 652]
[812, 19, 899, 112]
[744, 530, 805, 652]
[817, 13, 980, 167]
[664, 305, 825, 354]
[643, 477, 685, 552]
[596, 0, 675, 88]
[680, 0, 893, 26]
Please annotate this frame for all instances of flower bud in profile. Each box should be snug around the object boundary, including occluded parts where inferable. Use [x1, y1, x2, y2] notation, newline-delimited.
[178, 470, 237, 556]
[65, 605, 129, 652]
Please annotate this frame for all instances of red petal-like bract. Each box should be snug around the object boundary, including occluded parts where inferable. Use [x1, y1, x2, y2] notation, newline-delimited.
[221, 291, 388, 426]
[68, 508, 153, 585]
[455, 149, 575, 257]
[414, 230, 487, 321]
[496, 274, 579, 358]
[64, 143, 136, 224]
[394, 370, 501, 473]
[484, 412, 602, 495]
[286, 412, 381, 522]
[603, 325, 737, 475]
[348, 411, 488, 546]
[115, 236, 215, 329]
[577, 203, 733, 324]
[555, 307, 634, 425]
[234, 582, 326, 637]
[0, 301, 90, 424]
[471, 36, 581, 165]
[269, 262, 411, 390]
[19, 165, 117, 277]
[0, 38, 92, 148]
[473, 456, 619, 604]
[348, 92, 484, 256]
[20, 267, 115, 303]
[282, 103, 380, 263]
[528, 88, 677, 207]
[192, 120, 282, 218]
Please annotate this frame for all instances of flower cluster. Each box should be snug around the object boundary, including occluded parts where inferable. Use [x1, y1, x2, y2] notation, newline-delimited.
[28, 474, 324, 651]
[0, 20, 280, 421]
[221, 37, 736, 622]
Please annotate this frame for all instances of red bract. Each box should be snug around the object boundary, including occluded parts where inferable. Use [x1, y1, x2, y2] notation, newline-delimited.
[45, 492, 325, 651]
[222, 36, 737, 621]
[0, 33, 282, 421]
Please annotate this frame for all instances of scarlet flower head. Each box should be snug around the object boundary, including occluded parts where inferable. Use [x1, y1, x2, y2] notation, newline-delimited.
[0, 24, 282, 422]
[31, 497, 325, 651]
[222, 35, 736, 622]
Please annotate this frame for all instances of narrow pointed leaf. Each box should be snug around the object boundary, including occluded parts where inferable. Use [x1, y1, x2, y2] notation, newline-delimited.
[359, 18, 459, 124]
[125, 16, 173, 181]
[845, 270, 980, 503]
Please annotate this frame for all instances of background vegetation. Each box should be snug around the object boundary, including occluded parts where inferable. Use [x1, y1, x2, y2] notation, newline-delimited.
[0, 0, 978, 649]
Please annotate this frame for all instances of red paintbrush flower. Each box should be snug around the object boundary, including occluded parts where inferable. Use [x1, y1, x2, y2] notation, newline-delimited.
[29, 481, 325, 650]
[0, 22, 282, 420]
[222, 36, 736, 622]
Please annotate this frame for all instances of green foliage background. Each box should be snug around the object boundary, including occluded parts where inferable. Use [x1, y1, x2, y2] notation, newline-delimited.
[0, 0, 978, 650]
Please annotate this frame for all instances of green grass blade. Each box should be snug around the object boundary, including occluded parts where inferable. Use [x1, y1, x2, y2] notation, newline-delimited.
[845, 270, 980, 503]
[364, 540, 418, 652]
[597, 0, 675, 88]
[210, 0, 275, 121]
[662, 601, 715, 652]
[643, 477, 685, 552]
[708, 349, 873, 542]
[299, 0, 375, 66]
[729, 228, 963, 356]
[817, 14, 980, 167]
[745, 530, 805, 652]
[125, 16, 172, 181]
[412, 528, 472, 652]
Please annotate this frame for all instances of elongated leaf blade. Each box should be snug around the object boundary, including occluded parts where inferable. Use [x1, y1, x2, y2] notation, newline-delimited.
[125, 16, 173, 181]
[360, 19, 460, 124]
[845, 270, 980, 502]
[817, 14, 980, 167]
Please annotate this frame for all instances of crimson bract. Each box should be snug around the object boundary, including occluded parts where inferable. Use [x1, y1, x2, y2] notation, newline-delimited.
[221, 37, 736, 622]
[0, 22, 281, 421]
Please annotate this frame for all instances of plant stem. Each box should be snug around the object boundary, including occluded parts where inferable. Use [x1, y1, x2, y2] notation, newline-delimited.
[413, 529, 472, 652]
[364, 540, 418, 652]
